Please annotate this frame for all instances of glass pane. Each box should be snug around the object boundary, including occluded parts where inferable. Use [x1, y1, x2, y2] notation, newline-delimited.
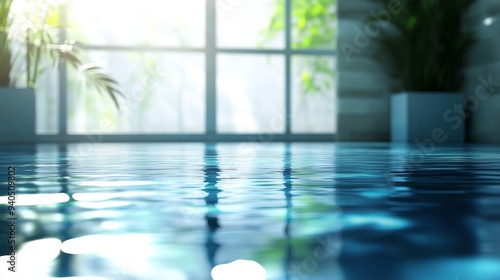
[67, 51, 205, 134]
[292, 55, 336, 133]
[291, 0, 336, 49]
[217, 54, 285, 133]
[68, 0, 205, 47]
[217, 0, 284, 49]
[37, 68, 59, 134]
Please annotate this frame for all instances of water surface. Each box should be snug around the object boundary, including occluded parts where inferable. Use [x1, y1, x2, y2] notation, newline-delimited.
[0, 143, 499, 280]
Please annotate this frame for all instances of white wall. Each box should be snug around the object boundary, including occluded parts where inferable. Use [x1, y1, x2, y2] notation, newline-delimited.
[336, 0, 392, 141]
[464, 0, 500, 143]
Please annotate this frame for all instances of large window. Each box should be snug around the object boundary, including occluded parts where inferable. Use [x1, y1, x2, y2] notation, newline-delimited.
[38, 0, 337, 140]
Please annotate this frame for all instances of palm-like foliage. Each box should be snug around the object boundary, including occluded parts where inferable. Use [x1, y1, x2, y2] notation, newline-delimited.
[0, 0, 121, 108]
[368, 0, 476, 92]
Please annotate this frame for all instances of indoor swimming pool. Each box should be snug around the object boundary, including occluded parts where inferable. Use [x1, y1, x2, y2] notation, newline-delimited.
[1, 143, 499, 280]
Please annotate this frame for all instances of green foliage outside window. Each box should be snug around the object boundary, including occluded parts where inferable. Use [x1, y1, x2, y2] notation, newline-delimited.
[261, 0, 337, 95]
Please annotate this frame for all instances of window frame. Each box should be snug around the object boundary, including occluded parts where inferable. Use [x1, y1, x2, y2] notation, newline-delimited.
[39, 0, 337, 143]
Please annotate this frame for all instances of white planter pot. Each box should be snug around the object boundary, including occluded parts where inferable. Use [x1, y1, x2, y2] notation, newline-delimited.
[391, 92, 465, 143]
[0, 88, 36, 144]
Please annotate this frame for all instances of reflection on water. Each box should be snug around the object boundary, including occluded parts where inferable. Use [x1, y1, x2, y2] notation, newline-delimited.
[283, 144, 293, 280]
[204, 144, 221, 269]
[0, 143, 499, 279]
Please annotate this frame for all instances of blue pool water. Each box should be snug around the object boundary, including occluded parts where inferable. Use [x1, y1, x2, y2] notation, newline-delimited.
[0, 143, 500, 280]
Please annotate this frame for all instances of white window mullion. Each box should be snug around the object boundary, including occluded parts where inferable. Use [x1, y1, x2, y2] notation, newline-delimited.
[206, 0, 217, 135]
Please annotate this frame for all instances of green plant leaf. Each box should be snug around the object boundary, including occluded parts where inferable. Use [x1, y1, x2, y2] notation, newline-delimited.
[369, 0, 476, 92]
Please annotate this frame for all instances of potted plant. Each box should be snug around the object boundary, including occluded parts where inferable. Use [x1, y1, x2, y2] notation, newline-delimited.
[0, 0, 121, 143]
[369, 0, 476, 143]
